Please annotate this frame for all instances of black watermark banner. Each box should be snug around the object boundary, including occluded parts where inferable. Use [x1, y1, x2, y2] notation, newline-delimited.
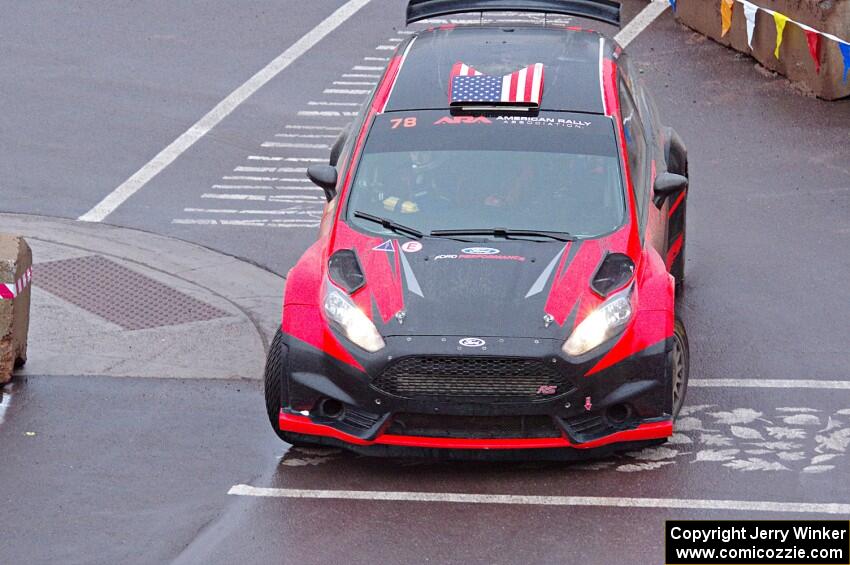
[666, 520, 849, 564]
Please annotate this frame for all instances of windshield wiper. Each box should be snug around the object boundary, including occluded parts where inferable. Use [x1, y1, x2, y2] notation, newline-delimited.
[430, 228, 574, 242]
[353, 210, 423, 239]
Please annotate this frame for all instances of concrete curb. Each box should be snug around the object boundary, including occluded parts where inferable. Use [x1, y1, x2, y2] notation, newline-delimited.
[675, 0, 850, 100]
[0, 214, 286, 381]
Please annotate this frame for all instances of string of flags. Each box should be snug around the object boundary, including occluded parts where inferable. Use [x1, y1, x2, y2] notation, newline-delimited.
[669, 0, 850, 81]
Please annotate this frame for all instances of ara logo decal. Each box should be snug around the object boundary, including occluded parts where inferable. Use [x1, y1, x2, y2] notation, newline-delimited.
[537, 385, 557, 395]
[372, 240, 394, 252]
[401, 241, 422, 253]
[458, 337, 486, 348]
[461, 247, 500, 255]
[433, 116, 492, 126]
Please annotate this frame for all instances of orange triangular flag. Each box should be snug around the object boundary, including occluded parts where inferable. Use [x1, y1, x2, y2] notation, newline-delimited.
[805, 30, 822, 73]
[773, 12, 788, 59]
[721, 0, 734, 37]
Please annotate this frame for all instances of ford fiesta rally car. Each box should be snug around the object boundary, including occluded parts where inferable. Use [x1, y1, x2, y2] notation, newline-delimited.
[264, 0, 691, 459]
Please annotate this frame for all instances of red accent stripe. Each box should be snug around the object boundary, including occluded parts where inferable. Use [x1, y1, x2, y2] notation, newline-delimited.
[509, 71, 518, 102]
[372, 53, 403, 113]
[524, 65, 534, 103]
[279, 413, 672, 450]
[666, 235, 684, 268]
[668, 190, 686, 217]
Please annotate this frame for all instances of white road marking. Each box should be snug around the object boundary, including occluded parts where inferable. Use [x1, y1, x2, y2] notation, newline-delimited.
[308, 100, 360, 107]
[0, 383, 13, 427]
[211, 184, 272, 189]
[614, 0, 670, 48]
[333, 81, 377, 85]
[375, 45, 396, 50]
[323, 88, 370, 95]
[691, 379, 850, 390]
[276, 167, 308, 173]
[260, 142, 330, 149]
[286, 122, 346, 128]
[352, 65, 384, 71]
[248, 156, 326, 162]
[387, 37, 403, 42]
[274, 186, 322, 191]
[202, 193, 320, 202]
[222, 176, 282, 182]
[234, 166, 277, 172]
[173, 219, 319, 227]
[363, 56, 390, 61]
[184, 208, 323, 216]
[274, 133, 338, 139]
[342, 73, 381, 78]
[227, 485, 850, 514]
[78, 0, 372, 223]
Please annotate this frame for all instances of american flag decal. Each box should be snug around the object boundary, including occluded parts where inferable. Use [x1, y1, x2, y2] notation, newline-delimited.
[449, 62, 545, 107]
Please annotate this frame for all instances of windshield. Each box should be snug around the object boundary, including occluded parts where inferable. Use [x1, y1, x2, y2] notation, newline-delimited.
[345, 110, 625, 239]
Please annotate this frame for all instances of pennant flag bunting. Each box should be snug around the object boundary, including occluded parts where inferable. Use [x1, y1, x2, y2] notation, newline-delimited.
[721, 0, 734, 37]
[720, 1, 849, 79]
[773, 12, 788, 59]
[804, 30, 821, 73]
[669, 0, 676, 11]
[840, 42, 850, 82]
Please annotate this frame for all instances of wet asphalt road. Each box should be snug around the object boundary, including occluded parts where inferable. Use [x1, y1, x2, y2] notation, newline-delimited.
[2, 1, 850, 564]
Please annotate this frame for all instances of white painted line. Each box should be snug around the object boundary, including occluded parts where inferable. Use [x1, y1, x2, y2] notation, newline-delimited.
[185, 208, 323, 216]
[691, 379, 850, 390]
[299, 110, 342, 116]
[333, 81, 377, 86]
[275, 186, 322, 191]
[260, 142, 330, 149]
[614, 0, 669, 48]
[276, 167, 308, 173]
[375, 45, 396, 50]
[387, 37, 403, 42]
[342, 73, 381, 78]
[274, 133, 338, 139]
[203, 193, 267, 201]
[212, 184, 272, 189]
[0, 383, 13, 427]
[363, 56, 390, 62]
[222, 176, 282, 182]
[202, 193, 319, 202]
[78, 0, 372, 223]
[352, 65, 384, 71]
[228, 486, 850, 515]
[307, 101, 360, 107]
[323, 88, 370, 95]
[234, 166, 277, 172]
[286, 123, 346, 129]
[173, 219, 319, 227]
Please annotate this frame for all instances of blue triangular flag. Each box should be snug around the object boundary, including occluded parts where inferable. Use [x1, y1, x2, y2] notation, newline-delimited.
[669, 0, 676, 10]
[840, 42, 850, 82]
[373, 240, 394, 252]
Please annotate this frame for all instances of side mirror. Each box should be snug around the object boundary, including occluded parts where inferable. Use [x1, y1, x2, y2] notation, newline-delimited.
[307, 165, 338, 202]
[329, 124, 351, 167]
[653, 172, 688, 209]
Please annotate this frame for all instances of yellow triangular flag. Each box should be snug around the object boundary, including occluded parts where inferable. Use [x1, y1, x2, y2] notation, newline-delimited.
[773, 12, 788, 58]
[721, 0, 734, 37]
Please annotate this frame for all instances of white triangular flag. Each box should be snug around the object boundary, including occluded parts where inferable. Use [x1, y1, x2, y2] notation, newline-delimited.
[742, 1, 759, 49]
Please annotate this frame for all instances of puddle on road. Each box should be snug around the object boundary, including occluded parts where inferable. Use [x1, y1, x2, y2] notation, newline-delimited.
[276, 404, 850, 475]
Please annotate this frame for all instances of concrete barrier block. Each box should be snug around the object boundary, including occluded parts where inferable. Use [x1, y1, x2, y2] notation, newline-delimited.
[0, 234, 32, 383]
[675, 0, 850, 100]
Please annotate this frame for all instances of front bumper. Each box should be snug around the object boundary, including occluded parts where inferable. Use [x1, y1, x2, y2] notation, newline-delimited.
[278, 333, 674, 454]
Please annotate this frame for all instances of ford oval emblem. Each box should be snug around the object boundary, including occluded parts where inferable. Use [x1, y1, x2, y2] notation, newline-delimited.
[459, 337, 486, 347]
[461, 247, 500, 255]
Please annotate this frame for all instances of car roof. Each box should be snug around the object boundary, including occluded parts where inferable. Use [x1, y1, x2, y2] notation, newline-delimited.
[384, 25, 616, 115]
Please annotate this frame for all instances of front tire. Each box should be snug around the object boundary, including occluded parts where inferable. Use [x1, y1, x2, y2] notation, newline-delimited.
[264, 329, 313, 446]
[671, 319, 690, 420]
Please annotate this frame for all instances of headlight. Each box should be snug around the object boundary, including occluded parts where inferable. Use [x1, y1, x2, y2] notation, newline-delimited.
[323, 284, 385, 353]
[562, 290, 633, 356]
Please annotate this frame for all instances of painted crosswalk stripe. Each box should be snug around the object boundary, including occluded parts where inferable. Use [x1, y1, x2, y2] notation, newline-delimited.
[323, 88, 370, 95]
[690, 378, 850, 390]
[185, 208, 323, 216]
[260, 142, 330, 149]
[307, 101, 360, 107]
[234, 166, 277, 172]
[227, 486, 850, 515]
[285, 123, 346, 129]
[333, 81, 377, 86]
[363, 56, 390, 61]
[342, 73, 381, 78]
[352, 65, 384, 71]
[274, 133, 338, 139]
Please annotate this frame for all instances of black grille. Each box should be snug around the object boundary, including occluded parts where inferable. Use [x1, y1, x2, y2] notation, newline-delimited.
[562, 413, 611, 442]
[372, 356, 571, 402]
[388, 413, 562, 439]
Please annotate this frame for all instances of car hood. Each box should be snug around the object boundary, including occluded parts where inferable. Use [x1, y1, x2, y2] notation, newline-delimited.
[336, 229, 619, 340]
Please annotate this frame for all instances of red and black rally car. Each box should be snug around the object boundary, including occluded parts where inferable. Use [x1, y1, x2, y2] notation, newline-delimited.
[264, 0, 691, 458]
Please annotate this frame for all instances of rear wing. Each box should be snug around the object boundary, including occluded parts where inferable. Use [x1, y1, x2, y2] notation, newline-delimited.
[405, 0, 621, 26]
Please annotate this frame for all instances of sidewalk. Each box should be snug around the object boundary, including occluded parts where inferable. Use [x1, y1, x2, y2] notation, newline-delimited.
[0, 213, 284, 380]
